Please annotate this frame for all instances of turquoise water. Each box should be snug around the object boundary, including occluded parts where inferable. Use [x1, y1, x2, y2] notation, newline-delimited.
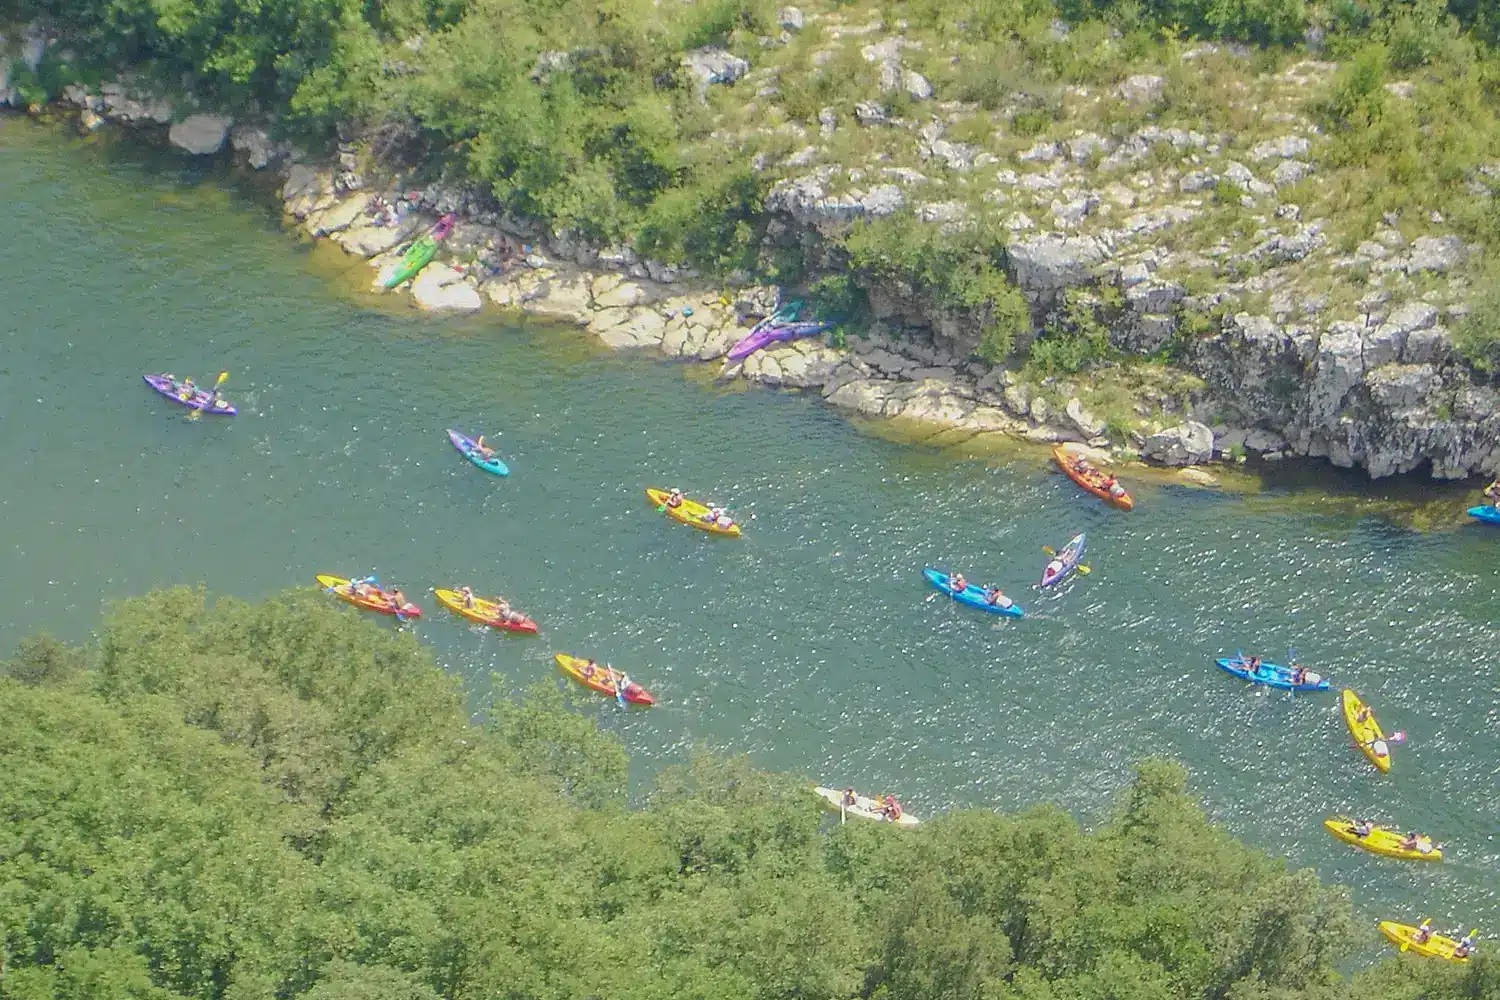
[2, 117, 1497, 941]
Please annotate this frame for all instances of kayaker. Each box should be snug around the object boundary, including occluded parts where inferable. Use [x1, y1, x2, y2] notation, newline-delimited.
[580, 659, 598, 679]
[1045, 558, 1065, 579]
[949, 573, 968, 594]
[473, 435, 497, 459]
[1485, 480, 1500, 499]
[389, 588, 408, 612]
[349, 577, 374, 598]
[1102, 475, 1126, 498]
[459, 585, 476, 609]
[1245, 656, 1261, 673]
[1412, 919, 1433, 945]
[702, 505, 729, 525]
[618, 672, 632, 698]
[666, 488, 685, 509]
[984, 586, 1012, 609]
[882, 795, 903, 821]
[1290, 664, 1308, 685]
[177, 376, 197, 400]
[841, 788, 857, 808]
[1350, 818, 1374, 838]
[1453, 932, 1476, 958]
[1399, 831, 1423, 852]
[1354, 704, 1372, 725]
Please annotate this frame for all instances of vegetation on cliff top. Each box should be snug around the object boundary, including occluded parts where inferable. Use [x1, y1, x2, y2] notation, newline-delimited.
[1, 586, 1494, 999]
[9, 0, 1500, 364]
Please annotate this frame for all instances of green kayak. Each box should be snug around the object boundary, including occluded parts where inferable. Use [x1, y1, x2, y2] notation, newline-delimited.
[380, 235, 436, 289]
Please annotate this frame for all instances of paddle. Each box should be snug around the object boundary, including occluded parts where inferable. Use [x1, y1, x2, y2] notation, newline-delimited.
[1041, 545, 1091, 575]
[186, 370, 229, 421]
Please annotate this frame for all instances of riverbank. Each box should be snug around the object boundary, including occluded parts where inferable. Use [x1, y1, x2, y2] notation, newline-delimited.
[7, 2, 1500, 482]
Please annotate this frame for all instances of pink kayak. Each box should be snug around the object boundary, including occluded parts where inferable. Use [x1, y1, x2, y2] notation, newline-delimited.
[727, 321, 832, 361]
[142, 374, 236, 414]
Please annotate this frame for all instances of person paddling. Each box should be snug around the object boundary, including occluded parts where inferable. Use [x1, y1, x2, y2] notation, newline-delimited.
[949, 573, 968, 594]
[474, 435, 497, 460]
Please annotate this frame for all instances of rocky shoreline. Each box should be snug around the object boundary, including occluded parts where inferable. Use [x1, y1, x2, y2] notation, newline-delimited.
[7, 21, 1500, 482]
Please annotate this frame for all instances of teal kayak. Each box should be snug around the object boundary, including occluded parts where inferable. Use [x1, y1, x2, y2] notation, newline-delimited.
[924, 569, 1023, 618]
[381, 235, 436, 289]
[448, 429, 508, 476]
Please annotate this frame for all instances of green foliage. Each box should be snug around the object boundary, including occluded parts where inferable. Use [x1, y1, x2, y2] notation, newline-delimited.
[1026, 288, 1114, 374]
[0, 586, 1402, 1000]
[842, 213, 1028, 362]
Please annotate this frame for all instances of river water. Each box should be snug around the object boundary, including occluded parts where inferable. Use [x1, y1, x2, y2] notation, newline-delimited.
[3, 118, 1497, 939]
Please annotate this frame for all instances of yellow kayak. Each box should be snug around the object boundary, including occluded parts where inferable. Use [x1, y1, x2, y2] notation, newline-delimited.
[1342, 688, 1391, 773]
[1378, 921, 1472, 962]
[433, 588, 538, 634]
[645, 488, 742, 537]
[1323, 818, 1441, 861]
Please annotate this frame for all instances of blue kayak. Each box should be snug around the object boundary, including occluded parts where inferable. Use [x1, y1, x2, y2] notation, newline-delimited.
[924, 569, 1024, 618]
[1041, 533, 1086, 587]
[1467, 505, 1500, 524]
[447, 429, 508, 476]
[1214, 657, 1329, 692]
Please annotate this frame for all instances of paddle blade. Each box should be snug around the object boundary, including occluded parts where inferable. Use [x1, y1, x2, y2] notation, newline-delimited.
[215, 371, 229, 386]
[1041, 545, 1056, 555]
[1076, 564, 1091, 575]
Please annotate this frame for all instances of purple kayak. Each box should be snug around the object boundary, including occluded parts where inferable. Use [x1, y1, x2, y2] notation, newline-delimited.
[142, 374, 236, 415]
[726, 321, 832, 361]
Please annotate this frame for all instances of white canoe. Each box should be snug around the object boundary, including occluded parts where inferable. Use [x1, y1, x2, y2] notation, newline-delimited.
[812, 785, 920, 826]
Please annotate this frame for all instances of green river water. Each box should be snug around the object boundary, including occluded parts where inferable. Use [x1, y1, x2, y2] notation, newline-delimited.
[2, 118, 1497, 941]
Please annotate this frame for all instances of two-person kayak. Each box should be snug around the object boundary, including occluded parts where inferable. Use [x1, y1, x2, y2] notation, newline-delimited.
[554, 653, 655, 706]
[142, 374, 235, 415]
[316, 574, 421, 618]
[645, 488, 741, 537]
[1378, 921, 1476, 963]
[447, 429, 508, 476]
[1053, 443, 1133, 510]
[726, 320, 833, 361]
[1041, 533, 1086, 587]
[433, 588, 538, 634]
[924, 569, 1024, 617]
[1214, 655, 1329, 691]
[1342, 688, 1394, 772]
[1323, 817, 1442, 862]
[812, 785, 920, 826]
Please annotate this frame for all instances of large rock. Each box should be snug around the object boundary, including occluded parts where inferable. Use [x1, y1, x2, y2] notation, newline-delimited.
[1404, 235, 1466, 274]
[521, 271, 594, 324]
[1007, 234, 1107, 305]
[230, 125, 287, 169]
[765, 175, 905, 227]
[1250, 135, 1311, 161]
[592, 306, 668, 348]
[1115, 74, 1165, 104]
[1065, 397, 1105, 438]
[305, 196, 367, 238]
[681, 48, 749, 100]
[1143, 421, 1214, 465]
[99, 81, 174, 123]
[1307, 322, 1366, 426]
[411, 265, 482, 312]
[169, 114, 232, 155]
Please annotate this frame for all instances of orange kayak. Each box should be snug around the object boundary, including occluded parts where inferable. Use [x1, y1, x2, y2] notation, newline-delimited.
[315, 574, 421, 617]
[554, 653, 655, 706]
[1053, 444, 1133, 511]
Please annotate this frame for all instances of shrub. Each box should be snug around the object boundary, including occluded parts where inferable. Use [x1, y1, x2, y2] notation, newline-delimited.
[1025, 289, 1113, 374]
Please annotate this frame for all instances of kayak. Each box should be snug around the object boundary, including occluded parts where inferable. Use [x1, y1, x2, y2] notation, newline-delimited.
[1342, 688, 1391, 773]
[380, 235, 436, 289]
[1041, 533, 1086, 587]
[1053, 444, 1133, 511]
[812, 785, 920, 826]
[433, 588, 538, 634]
[554, 653, 655, 706]
[1214, 656, 1329, 692]
[726, 321, 833, 361]
[924, 569, 1024, 618]
[1377, 921, 1471, 962]
[315, 574, 421, 618]
[447, 429, 509, 476]
[644, 488, 741, 537]
[142, 374, 235, 415]
[1323, 818, 1442, 862]
[1466, 505, 1500, 524]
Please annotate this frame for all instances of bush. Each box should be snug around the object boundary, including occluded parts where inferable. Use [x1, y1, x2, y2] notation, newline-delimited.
[1025, 289, 1113, 374]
